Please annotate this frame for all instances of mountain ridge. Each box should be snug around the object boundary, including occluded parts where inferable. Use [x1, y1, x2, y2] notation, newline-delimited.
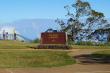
[0, 19, 60, 40]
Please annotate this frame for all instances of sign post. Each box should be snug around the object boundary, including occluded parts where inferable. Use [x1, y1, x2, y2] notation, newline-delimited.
[41, 32, 67, 44]
[37, 32, 69, 49]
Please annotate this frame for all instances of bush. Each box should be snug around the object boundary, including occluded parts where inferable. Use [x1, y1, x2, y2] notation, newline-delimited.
[75, 41, 94, 46]
[75, 41, 110, 46]
[94, 42, 110, 46]
[67, 40, 75, 45]
[32, 38, 40, 43]
[95, 43, 105, 46]
[105, 42, 110, 46]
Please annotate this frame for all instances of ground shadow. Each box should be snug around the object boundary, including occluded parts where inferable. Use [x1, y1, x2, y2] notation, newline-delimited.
[74, 54, 110, 64]
[27, 45, 71, 50]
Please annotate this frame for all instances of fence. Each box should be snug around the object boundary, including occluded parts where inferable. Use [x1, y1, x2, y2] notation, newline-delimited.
[0, 34, 16, 40]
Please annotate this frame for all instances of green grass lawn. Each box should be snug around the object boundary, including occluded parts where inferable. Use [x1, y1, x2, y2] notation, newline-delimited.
[0, 40, 37, 49]
[0, 40, 110, 68]
[0, 40, 110, 49]
[0, 50, 75, 68]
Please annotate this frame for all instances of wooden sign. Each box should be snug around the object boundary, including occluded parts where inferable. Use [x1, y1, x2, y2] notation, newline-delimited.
[41, 32, 67, 44]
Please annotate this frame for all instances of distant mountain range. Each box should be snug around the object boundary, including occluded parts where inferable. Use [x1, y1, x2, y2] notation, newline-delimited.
[1, 19, 60, 40]
[1, 18, 110, 41]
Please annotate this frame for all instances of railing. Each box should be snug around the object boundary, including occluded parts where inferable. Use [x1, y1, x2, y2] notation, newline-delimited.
[0, 34, 16, 40]
[0, 34, 32, 42]
[17, 34, 32, 42]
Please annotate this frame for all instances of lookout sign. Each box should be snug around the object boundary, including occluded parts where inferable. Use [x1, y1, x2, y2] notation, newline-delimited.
[41, 32, 67, 44]
[37, 32, 69, 49]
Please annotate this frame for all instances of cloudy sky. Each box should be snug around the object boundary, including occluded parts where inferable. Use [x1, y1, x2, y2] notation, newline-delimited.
[0, 0, 110, 23]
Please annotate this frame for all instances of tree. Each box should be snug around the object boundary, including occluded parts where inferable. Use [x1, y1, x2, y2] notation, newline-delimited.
[56, 0, 108, 41]
[33, 38, 40, 43]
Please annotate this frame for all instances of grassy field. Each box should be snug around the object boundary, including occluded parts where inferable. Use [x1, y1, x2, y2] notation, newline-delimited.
[0, 40, 110, 68]
[0, 40, 37, 49]
[0, 50, 75, 68]
[0, 40, 75, 68]
[0, 40, 110, 49]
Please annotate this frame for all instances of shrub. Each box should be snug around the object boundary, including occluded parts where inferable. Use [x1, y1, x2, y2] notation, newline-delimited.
[67, 40, 75, 45]
[106, 42, 110, 46]
[75, 41, 94, 46]
[32, 38, 40, 43]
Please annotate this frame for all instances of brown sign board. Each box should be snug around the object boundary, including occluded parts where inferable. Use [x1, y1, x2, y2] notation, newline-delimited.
[41, 32, 67, 44]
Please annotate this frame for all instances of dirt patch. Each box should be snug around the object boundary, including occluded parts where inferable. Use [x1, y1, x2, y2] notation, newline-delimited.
[74, 54, 110, 64]
[3, 64, 110, 73]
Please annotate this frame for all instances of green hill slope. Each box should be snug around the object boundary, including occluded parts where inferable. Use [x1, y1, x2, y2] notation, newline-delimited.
[0, 40, 36, 49]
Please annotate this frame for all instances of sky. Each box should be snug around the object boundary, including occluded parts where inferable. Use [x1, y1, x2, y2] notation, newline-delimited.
[0, 0, 110, 23]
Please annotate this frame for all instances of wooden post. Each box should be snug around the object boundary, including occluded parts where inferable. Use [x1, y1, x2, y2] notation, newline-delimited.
[3, 30, 5, 40]
[13, 29, 16, 40]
